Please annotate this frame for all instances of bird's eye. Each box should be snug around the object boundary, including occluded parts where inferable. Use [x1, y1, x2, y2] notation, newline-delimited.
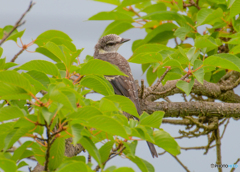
[107, 42, 115, 46]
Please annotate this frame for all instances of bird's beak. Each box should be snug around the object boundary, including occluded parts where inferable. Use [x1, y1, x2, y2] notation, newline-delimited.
[121, 38, 130, 43]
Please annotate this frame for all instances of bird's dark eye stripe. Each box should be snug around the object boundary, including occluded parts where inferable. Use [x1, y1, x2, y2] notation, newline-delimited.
[107, 42, 115, 46]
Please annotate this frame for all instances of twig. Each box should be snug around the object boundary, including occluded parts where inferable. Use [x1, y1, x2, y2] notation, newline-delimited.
[44, 122, 51, 171]
[146, 73, 189, 97]
[220, 119, 230, 139]
[183, 0, 200, 10]
[0, 1, 35, 46]
[158, 151, 166, 156]
[94, 146, 125, 171]
[170, 154, 190, 172]
[230, 158, 240, 172]
[214, 127, 222, 172]
[140, 79, 144, 99]
[220, 77, 240, 91]
[181, 145, 216, 151]
[174, 37, 179, 46]
[88, 154, 91, 163]
[11, 48, 24, 62]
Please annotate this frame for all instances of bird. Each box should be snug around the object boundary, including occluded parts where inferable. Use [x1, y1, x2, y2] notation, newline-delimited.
[94, 34, 158, 158]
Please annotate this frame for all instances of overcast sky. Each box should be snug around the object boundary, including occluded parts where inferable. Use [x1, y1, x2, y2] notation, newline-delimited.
[1, 1, 240, 172]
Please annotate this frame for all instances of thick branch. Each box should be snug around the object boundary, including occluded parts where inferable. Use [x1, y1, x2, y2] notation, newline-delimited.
[145, 79, 240, 103]
[143, 101, 240, 118]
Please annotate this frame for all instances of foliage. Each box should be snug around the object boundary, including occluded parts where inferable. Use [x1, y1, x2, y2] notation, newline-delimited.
[1, 0, 240, 171]
[0, 20, 178, 172]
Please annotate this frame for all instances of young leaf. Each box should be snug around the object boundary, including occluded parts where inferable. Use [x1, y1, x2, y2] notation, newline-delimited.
[176, 79, 194, 96]
[80, 75, 114, 96]
[89, 11, 132, 21]
[79, 136, 102, 167]
[56, 161, 90, 172]
[128, 155, 154, 172]
[139, 111, 164, 128]
[71, 124, 84, 145]
[104, 95, 139, 118]
[0, 106, 25, 122]
[78, 59, 126, 76]
[129, 52, 163, 64]
[49, 138, 65, 171]
[99, 141, 114, 163]
[154, 129, 180, 156]
[0, 158, 17, 172]
[102, 21, 133, 37]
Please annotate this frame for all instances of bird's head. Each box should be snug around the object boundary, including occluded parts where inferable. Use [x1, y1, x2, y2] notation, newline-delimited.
[95, 34, 130, 54]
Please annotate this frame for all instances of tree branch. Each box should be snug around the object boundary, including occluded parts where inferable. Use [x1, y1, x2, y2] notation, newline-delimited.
[143, 101, 240, 118]
[0, 1, 35, 46]
[170, 154, 190, 172]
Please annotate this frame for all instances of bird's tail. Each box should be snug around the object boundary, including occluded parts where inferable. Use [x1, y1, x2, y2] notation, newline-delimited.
[147, 142, 158, 158]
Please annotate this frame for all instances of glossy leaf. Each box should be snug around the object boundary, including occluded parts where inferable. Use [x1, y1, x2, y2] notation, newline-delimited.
[49, 138, 65, 170]
[104, 95, 139, 118]
[80, 75, 114, 96]
[176, 79, 194, 96]
[0, 106, 24, 122]
[89, 11, 132, 21]
[0, 158, 17, 172]
[128, 155, 154, 172]
[71, 124, 84, 145]
[102, 21, 133, 37]
[139, 111, 164, 128]
[79, 59, 126, 76]
[129, 52, 162, 64]
[99, 141, 114, 163]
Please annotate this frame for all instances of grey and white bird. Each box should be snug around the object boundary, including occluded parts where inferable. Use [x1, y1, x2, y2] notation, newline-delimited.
[94, 34, 158, 158]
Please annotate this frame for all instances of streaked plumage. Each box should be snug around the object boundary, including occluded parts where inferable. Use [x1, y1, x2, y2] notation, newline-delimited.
[94, 34, 158, 158]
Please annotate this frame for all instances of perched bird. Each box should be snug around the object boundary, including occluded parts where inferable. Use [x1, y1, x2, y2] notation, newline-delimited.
[94, 34, 158, 158]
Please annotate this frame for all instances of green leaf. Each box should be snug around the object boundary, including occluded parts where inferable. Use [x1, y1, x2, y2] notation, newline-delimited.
[56, 161, 90, 172]
[4, 62, 18, 70]
[154, 129, 180, 156]
[27, 70, 50, 88]
[123, 140, 137, 156]
[100, 98, 120, 112]
[229, 44, 240, 54]
[129, 52, 162, 64]
[0, 47, 3, 57]
[174, 27, 191, 41]
[20, 60, 59, 77]
[99, 141, 114, 163]
[195, 36, 218, 51]
[89, 11, 132, 21]
[176, 79, 194, 96]
[0, 106, 25, 122]
[50, 38, 77, 52]
[49, 90, 76, 110]
[84, 115, 128, 138]
[79, 136, 102, 167]
[104, 95, 139, 118]
[193, 60, 204, 84]
[17, 161, 28, 169]
[4, 127, 30, 151]
[79, 59, 126, 76]
[0, 123, 14, 150]
[214, 53, 240, 70]
[0, 158, 17, 172]
[146, 67, 157, 86]
[230, 0, 240, 18]
[6, 30, 25, 42]
[196, 8, 223, 26]
[12, 141, 33, 162]
[0, 70, 33, 93]
[49, 138, 65, 171]
[121, 0, 150, 7]
[80, 75, 114, 96]
[143, 23, 178, 43]
[35, 30, 72, 47]
[101, 21, 133, 37]
[113, 167, 135, 172]
[203, 56, 240, 72]
[94, 0, 120, 5]
[142, 3, 166, 13]
[0, 82, 30, 100]
[71, 124, 84, 145]
[128, 155, 154, 172]
[31, 142, 46, 165]
[41, 107, 55, 124]
[69, 106, 103, 120]
[139, 111, 164, 128]
[142, 11, 189, 27]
